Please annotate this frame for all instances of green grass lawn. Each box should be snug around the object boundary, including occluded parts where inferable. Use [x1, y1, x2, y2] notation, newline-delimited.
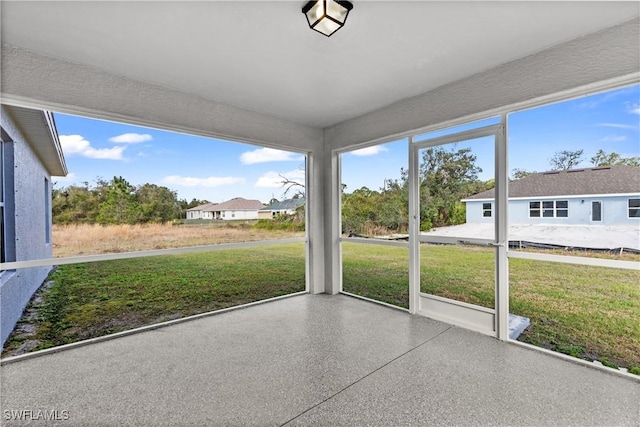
[4, 240, 639, 373]
[2, 243, 306, 355]
[343, 242, 640, 371]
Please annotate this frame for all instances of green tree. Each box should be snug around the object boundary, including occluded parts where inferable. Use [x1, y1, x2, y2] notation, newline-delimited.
[136, 183, 181, 223]
[377, 177, 409, 232]
[590, 149, 640, 167]
[179, 198, 210, 210]
[511, 168, 536, 180]
[418, 146, 482, 228]
[549, 149, 584, 170]
[341, 186, 380, 234]
[97, 176, 140, 225]
[52, 181, 102, 224]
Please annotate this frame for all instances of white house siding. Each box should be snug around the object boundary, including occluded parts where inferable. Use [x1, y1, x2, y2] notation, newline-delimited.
[466, 195, 640, 226]
[221, 210, 258, 220]
[0, 109, 54, 346]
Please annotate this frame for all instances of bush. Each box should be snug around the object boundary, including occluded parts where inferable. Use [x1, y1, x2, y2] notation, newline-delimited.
[254, 217, 304, 232]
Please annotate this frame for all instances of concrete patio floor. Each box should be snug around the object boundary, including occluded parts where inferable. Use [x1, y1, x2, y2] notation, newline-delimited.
[1, 294, 638, 426]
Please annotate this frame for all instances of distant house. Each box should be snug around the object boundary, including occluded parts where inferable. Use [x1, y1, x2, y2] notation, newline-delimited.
[186, 197, 264, 220]
[1, 105, 67, 346]
[258, 197, 305, 220]
[462, 166, 640, 226]
[185, 202, 219, 220]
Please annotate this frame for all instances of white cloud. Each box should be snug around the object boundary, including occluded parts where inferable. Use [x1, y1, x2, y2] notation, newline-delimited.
[60, 134, 126, 160]
[596, 123, 636, 130]
[630, 104, 640, 115]
[350, 145, 389, 156]
[255, 170, 305, 188]
[240, 148, 303, 165]
[161, 175, 245, 187]
[108, 133, 153, 143]
[599, 135, 627, 143]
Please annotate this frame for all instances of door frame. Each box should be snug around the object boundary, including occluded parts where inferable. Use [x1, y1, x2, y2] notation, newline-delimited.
[591, 200, 603, 223]
[408, 120, 510, 339]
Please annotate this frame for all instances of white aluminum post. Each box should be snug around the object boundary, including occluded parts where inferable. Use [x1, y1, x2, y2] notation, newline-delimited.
[304, 154, 312, 294]
[335, 151, 343, 293]
[408, 137, 420, 314]
[495, 115, 510, 340]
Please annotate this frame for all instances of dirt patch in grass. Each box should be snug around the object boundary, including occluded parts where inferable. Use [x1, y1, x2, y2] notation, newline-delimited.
[2, 280, 56, 357]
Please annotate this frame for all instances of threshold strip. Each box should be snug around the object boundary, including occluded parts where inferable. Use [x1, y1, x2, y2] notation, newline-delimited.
[279, 325, 453, 426]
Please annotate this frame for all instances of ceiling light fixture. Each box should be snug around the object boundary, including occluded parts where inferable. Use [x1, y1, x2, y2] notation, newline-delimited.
[302, 0, 353, 37]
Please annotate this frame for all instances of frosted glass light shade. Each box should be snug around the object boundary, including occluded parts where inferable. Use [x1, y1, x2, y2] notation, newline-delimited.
[302, 0, 353, 37]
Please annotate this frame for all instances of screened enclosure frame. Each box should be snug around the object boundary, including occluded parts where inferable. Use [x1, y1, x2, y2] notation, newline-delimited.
[337, 79, 639, 343]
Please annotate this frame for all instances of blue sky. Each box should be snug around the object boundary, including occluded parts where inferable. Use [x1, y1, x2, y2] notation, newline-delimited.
[53, 117, 307, 203]
[342, 83, 639, 188]
[53, 84, 639, 202]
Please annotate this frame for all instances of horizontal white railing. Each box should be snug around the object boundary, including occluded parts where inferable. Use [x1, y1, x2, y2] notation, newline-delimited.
[0, 237, 306, 271]
[507, 250, 639, 271]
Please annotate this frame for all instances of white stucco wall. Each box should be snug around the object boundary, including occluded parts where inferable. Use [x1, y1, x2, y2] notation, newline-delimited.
[186, 211, 200, 220]
[220, 210, 258, 220]
[0, 107, 53, 346]
[466, 195, 640, 226]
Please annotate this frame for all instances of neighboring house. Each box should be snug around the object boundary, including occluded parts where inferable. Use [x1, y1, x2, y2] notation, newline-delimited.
[185, 202, 219, 220]
[1, 104, 67, 347]
[258, 197, 305, 219]
[462, 166, 640, 226]
[186, 197, 264, 220]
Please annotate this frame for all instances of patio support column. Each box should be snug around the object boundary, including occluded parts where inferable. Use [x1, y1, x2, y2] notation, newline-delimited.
[307, 147, 328, 294]
[495, 117, 509, 340]
[322, 143, 341, 294]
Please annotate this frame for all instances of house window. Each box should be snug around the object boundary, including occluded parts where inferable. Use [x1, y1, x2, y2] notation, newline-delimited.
[529, 201, 540, 217]
[629, 198, 640, 218]
[482, 202, 492, 217]
[555, 200, 568, 217]
[0, 139, 5, 264]
[1, 133, 16, 266]
[44, 178, 51, 244]
[530, 200, 568, 218]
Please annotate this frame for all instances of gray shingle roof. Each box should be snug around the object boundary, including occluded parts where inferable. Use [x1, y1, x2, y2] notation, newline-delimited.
[259, 198, 306, 211]
[211, 197, 264, 211]
[464, 166, 640, 200]
[186, 202, 218, 211]
[187, 198, 264, 211]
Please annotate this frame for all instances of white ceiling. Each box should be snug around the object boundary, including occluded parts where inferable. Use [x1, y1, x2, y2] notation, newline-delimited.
[1, 1, 638, 128]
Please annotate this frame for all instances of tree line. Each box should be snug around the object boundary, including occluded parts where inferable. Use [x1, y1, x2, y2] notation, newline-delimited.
[52, 177, 208, 225]
[342, 146, 493, 235]
[53, 149, 638, 231]
[342, 148, 639, 235]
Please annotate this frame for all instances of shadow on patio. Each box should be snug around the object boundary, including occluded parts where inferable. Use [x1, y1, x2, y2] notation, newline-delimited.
[1, 294, 638, 426]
